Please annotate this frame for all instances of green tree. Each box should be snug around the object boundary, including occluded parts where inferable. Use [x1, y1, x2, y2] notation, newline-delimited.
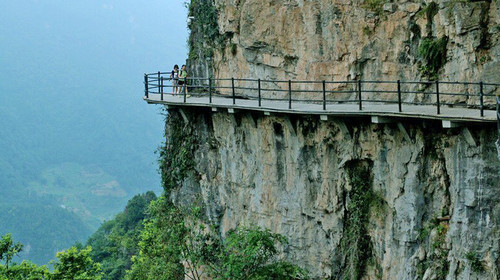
[0, 234, 103, 280]
[126, 197, 308, 280]
[0, 233, 50, 279]
[0, 260, 50, 280]
[0, 233, 23, 269]
[87, 192, 156, 280]
[212, 227, 307, 280]
[125, 197, 187, 280]
[51, 246, 102, 280]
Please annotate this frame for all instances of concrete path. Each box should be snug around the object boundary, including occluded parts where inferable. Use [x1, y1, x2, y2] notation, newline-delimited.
[144, 92, 496, 124]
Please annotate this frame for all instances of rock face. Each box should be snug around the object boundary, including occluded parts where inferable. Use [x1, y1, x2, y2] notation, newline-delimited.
[179, 1, 500, 279]
[188, 0, 500, 85]
[167, 108, 500, 279]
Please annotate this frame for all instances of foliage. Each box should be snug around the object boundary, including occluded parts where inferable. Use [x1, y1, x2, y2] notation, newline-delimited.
[0, 260, 51, 280]
[430, 223, 450, 279]
[187, 0, 228, 60]
[213, 227, 308, 280]
[230, 43, 237, 56]
[125, 196, 192, 280]
[126, 197, 308, 280]
[362, 26, 373, 36]
[418, 217, 439, 242]
[465, 252, 484, 273]
[51, 246, 103, 280]
[158, 110, 198, 193]
[418, 37, 448, 79]
[416, 2, 439, 20]
[417, 219, 450, 280]
[341, 160, 374, 280]
[0, 234, 23, 269]
[87, 192, 157, 280]
[362, 0, 386, 16]
[0, 234, 102, 280]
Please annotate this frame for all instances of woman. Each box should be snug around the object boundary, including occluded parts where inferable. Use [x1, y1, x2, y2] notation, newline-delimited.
[170, 64, 179, 94]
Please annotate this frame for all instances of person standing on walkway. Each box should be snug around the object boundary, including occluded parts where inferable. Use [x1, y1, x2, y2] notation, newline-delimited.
[179, 65, 188, 95]
[170, 64, 179, 94]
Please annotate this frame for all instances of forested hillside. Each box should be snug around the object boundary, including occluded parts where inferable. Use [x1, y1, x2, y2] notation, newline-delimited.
[0, 0, 187, 265]
[87, 192, 156, 280]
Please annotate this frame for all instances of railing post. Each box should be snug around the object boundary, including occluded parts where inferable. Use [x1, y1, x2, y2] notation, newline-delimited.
[144, 74, 148, 98]
[397, 80, 402, 112]
[157, 71, 160, 94]
[358, 80, 362, 110]
[258, 79, 261, 107]
[479, 81, 484, 117]
[436, 80, 440, 115]
[209, 77, 212, 104]
[322, 80, 326, 110]
[160, 77, 164, 101]
[288, 80, 292, 109]
[232, 77, 235, 105]
[184, 77, 187, 103]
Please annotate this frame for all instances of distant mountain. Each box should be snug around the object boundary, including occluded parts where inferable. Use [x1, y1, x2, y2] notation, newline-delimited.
[0, 0, 188, 265]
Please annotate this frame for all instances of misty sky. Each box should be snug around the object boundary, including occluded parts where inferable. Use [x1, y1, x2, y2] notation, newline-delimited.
[0, 0, 188, 90]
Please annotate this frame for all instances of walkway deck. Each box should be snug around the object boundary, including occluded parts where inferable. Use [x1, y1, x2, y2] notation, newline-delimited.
[144, 93, 497, 124]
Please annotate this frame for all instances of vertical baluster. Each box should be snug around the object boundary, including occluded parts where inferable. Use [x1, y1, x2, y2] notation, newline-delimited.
[232, 78, 235, 105]
[479, 81, 484, 117]
[322, 80, 326, 111]
[397, 80, 402, 112]
[160, 77, 164, 101]
[288, 80, 292, 109]
[184, 77, 187, 103]
[144, 74, 148, 98]
[258, 79, 261, 107]
[436, 80, 440, 115]
[157, 71, 160, 94]
[209, 78, 212, 104]
[358, 80, 362, 111]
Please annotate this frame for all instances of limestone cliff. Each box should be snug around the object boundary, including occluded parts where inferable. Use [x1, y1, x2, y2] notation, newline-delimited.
[187, 0, 499, 83]
[176, 1, 500, 279]
[165, 108, 499, 279]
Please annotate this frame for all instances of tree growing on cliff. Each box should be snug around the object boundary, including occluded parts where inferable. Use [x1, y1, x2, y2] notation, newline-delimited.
[126, 196, 309, 280]
[212, 227, 308, 280]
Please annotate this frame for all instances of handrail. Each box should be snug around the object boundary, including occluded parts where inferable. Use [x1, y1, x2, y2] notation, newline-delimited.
[143, 73, 500, 119]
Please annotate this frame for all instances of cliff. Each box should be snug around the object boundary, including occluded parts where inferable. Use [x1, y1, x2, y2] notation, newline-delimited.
[164, 108, 499, 279]
[187, 0, 499, 83]
[172, 1, 500, 279]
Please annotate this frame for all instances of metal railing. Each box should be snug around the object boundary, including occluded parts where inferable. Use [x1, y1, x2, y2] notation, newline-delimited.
[144, 72, 500, 118]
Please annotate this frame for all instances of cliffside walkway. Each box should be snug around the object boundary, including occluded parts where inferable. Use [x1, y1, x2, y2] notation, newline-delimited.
[143, 73, 500, 127]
